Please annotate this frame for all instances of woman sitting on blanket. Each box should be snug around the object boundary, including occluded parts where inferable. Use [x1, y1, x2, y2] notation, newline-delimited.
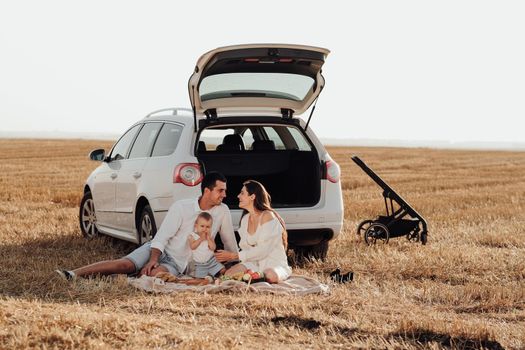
[216, 180, 292, 283]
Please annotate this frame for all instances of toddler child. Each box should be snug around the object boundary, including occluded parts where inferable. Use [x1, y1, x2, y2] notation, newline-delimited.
[187, 212, 225, 278]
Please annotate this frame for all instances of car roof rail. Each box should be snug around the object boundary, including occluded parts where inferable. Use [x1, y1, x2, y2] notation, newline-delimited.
[146, 108, 193, 118]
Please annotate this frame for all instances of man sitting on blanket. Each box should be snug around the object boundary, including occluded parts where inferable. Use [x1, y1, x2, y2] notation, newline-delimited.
[56, 172, 238, 280]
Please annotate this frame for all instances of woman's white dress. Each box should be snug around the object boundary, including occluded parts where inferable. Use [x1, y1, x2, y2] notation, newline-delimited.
[238, 212, 292, 281]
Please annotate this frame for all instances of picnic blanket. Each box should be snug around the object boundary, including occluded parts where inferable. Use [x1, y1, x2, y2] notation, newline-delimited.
[128, 274, 330, 295]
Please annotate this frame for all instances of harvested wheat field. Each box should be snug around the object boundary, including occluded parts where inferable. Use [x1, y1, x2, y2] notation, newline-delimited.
[0, 138, 524, 349]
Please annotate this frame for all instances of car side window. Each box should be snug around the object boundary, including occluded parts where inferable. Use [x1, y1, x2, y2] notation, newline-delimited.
[109, 124, 142, 160]
[198, 128, 232, 150]
[288, 127, 313, 151]
[242, 128, 255, 149]
[262, 126, 286, 150]
[151, 123, 183, 157]
[128, 122, 162, 159]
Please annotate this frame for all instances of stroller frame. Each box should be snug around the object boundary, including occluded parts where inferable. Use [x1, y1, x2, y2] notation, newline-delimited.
[352, 156, 428, 245]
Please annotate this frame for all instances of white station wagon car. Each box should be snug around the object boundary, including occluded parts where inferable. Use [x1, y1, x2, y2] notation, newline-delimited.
[80, 44, 343, 259]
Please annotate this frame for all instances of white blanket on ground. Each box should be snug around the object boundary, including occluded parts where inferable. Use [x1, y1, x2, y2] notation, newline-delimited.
[128, 275, 330, 295]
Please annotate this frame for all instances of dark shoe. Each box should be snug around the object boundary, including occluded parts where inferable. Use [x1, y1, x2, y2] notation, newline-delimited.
[55, 269, 76, 281]
[330, 268, 353, 283]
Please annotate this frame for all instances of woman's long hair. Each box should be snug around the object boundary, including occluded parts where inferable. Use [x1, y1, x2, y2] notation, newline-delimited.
[241, 180, 288, 250]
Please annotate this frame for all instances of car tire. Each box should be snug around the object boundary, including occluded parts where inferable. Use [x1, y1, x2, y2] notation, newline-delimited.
[138, 204, 157, 245]
[291, 241, 329, 265]
[79, 191, 99, 239]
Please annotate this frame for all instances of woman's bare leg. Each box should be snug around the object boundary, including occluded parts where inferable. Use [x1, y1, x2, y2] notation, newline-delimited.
[263, 268, 279, 284]
[72, 258, 135, 278]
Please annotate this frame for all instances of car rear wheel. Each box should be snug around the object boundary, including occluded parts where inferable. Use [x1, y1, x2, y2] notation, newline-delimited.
[138, 205, 157, 244]
[291, 241, 329, 265]
[79, 191, 99, 239]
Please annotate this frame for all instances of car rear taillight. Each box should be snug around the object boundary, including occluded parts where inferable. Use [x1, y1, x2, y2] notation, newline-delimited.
[324, 160, 341, 183]
[173, 163, 203, 186]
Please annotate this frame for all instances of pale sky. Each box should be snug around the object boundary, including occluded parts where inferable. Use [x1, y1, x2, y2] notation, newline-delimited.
[1, 1, 524, 144]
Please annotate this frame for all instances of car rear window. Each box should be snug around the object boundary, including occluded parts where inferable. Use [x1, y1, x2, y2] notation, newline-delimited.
[199, 73, 314, 102]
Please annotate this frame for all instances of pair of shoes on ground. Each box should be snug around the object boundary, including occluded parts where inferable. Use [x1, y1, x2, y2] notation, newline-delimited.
[330, 268, 353, 283]
[55, 269, 76, 281]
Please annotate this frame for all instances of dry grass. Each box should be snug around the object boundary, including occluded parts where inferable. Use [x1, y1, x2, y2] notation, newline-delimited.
[1, 139, 524, 349]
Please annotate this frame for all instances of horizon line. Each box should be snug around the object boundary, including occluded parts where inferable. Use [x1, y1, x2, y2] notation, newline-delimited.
[0, 130, 524, 151]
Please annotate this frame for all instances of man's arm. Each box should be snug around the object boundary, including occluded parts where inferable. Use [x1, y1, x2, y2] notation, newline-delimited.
[215, 250, 238, 262]
[150, 202, 183, 253]
[140, 247, 162, 276]
[218, 206, 239, 254]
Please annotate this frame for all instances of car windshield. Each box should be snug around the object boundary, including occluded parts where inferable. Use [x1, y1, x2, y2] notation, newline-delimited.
[199, 73, 314, 102]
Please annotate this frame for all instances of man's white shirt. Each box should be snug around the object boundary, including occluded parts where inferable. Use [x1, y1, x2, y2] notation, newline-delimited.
[150, 198, 238, 273]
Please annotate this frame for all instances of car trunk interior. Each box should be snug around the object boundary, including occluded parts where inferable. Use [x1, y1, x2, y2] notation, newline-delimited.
[197, 149, 321, 209]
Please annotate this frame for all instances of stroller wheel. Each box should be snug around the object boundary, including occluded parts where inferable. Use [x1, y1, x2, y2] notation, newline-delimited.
[356, 220, 374, 236]
[406, 229, 420, 242]
[364, 223, 390, 245]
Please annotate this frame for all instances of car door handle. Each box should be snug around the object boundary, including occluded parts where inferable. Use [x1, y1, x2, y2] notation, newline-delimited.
[110, 173, 117, 179]
[132, 172, 142, 179]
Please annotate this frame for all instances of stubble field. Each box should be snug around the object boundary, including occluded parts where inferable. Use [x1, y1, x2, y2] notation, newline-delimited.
[0, 138, 524, 349]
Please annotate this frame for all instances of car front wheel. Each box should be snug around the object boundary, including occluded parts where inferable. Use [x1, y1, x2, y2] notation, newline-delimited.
[79, 191, 99, 239]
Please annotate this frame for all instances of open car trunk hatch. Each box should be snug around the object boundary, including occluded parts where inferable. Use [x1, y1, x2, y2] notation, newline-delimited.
[188, 44, 330, 117]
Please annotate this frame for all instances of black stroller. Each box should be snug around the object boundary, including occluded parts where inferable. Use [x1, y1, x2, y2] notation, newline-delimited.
[352, 156, 428, 245]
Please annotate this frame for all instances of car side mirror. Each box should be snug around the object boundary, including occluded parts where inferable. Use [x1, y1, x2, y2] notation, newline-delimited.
[89, 148, 106, 162]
